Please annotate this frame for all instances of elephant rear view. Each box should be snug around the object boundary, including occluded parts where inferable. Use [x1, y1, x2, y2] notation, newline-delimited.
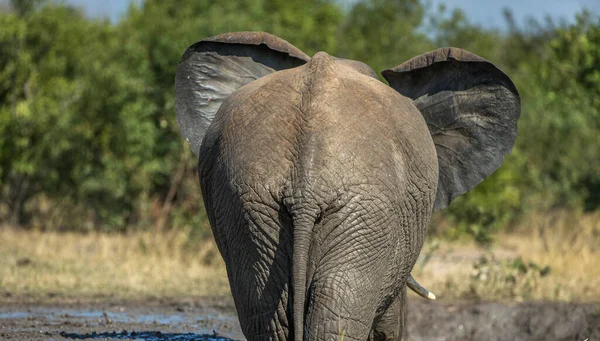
[175, 32, 520, 341]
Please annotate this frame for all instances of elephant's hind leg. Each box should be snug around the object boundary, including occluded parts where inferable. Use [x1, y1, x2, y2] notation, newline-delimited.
[304, 272, 379, 341]
[369, 286, 407, 341]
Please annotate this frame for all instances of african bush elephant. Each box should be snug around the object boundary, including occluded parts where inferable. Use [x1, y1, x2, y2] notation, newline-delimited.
[175, 32, 520, 341]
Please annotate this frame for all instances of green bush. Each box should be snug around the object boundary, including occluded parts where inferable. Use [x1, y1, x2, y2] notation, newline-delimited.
[0, 1, 598, 240]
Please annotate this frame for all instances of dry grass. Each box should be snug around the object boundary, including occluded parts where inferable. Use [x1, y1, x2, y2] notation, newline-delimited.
[0, 227, 229, 303]
[504, 210, 600, 301]
[413, 210, 600, 302]
[1, 210, 599, 304]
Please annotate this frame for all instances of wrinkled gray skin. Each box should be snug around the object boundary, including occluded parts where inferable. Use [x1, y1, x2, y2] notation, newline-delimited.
[175, 32, 520, 341]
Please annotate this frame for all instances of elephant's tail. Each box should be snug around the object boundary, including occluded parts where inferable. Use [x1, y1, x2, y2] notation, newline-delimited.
[292, 213, 315, 341]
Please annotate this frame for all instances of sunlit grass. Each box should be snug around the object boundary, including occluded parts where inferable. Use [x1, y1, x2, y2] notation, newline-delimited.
[1, 210, 599, 303]
[413, 210, 600, 302]
[0, 227, 229, 303]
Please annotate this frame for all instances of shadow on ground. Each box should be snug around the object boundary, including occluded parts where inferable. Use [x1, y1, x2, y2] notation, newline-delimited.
[59, 330, 238, 341]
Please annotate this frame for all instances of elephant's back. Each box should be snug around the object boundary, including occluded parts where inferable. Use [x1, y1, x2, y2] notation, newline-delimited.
[200, 52, 437, 197]
[286, 54, 439, 206]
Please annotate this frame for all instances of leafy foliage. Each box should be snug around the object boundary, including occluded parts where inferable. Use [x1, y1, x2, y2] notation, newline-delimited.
[0, 0, 598, 242]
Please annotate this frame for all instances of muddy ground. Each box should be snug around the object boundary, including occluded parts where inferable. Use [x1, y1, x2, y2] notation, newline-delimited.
[1, 297, 598, 341]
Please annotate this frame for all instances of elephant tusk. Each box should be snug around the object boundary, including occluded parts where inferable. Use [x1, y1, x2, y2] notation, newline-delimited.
[407, 274, 436, 300]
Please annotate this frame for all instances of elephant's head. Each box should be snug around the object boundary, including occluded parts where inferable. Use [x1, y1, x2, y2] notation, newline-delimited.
[175, 31, 520, 211]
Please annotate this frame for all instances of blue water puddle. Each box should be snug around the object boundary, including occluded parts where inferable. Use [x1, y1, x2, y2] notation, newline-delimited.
[0, 307, 243, 340]
[0, 311, 30, 319]
[59, 331, 237, 341]
[0, 308, 234, 326]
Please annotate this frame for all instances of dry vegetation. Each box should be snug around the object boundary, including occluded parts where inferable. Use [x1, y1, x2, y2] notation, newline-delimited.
[413, 210, 600, 302]
[1, 211, 599, 304]
[0, 228, 229, 303]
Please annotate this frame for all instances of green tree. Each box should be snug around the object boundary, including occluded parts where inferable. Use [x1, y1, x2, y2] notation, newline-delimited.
[0, 0, 598, 241]
[338, 0, 433, 74]
[0, 0, 345, 230]
[515, 11, 600, 210]
[9, 0, 43, 16]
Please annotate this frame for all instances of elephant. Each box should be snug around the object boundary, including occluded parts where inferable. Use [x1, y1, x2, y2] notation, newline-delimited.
[174, 32, 520, 341]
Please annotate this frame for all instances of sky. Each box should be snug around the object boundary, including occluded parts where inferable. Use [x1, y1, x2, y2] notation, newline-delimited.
[430, 0, 600, 29]
[62, 0, 599, 30]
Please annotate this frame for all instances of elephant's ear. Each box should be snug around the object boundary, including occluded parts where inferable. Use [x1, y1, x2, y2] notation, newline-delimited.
[175, 32, 310, 156]
[382, 47, 520, 211]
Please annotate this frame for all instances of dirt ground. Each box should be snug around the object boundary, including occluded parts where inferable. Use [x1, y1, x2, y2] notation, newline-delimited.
[1, 297, 598, 341]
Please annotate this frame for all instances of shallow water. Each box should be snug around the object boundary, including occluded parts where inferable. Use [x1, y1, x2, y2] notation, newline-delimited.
[0, 302, 244, 341]
[58, 330, 237, 341]
[1, 307, 236, 331]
